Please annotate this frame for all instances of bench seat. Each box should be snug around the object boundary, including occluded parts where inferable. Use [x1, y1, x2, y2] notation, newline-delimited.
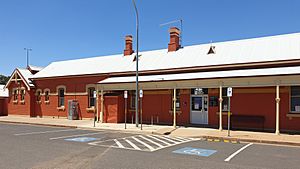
[230, 114, 265, 130]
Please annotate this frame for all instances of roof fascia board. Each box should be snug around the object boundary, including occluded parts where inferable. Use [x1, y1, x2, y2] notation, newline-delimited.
[5, 69, 31, 90]
[4, 69, 18, 89]
[97, 74, 300, 90]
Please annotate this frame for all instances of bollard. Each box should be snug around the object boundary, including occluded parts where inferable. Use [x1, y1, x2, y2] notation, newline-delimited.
[157, 116, 159, 124]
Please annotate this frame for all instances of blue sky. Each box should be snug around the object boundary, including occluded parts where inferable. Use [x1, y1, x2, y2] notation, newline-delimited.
[0, 0, 300, 75]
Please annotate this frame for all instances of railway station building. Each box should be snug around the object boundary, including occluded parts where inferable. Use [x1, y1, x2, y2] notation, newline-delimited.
[4, 27, 300, 134]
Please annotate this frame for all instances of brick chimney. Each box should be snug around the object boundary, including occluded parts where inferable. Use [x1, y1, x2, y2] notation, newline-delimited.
[168, 27, 181, 52]
[124, 35, 134, 56]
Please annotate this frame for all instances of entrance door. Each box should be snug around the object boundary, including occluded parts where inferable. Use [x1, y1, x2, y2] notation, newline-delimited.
[190, 95, 208, 124]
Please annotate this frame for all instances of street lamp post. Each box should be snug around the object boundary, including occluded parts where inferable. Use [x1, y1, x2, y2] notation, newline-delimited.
[24, 48, 32, 68]
[132, 0, 139, 127]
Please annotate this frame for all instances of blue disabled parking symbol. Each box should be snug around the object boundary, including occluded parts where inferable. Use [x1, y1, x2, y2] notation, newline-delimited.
[173, 147, 217, 157]
[65, 137, 98, 143]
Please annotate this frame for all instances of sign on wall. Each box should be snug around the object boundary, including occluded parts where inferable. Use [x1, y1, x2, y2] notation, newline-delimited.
[124, 90, 128, 99]
[93, 91, 97, 98]
[227, 87, 232, 97]
[139, 90, 143, 98]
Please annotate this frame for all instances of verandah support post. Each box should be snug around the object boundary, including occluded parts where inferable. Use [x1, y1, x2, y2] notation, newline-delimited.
[219, 85, 223, 131]
[275, 85, 280, 135]
[100, 89, 104, 123]
[173, 88, 177, 128]
[96, 86, 99, 123]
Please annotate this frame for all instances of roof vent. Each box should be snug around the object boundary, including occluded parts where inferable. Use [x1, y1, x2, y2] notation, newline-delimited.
[133, 54, 141, 62]
[207, 45, 216, 55]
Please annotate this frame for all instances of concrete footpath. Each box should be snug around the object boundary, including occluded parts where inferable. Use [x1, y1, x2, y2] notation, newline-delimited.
[1, 115, 300, 146]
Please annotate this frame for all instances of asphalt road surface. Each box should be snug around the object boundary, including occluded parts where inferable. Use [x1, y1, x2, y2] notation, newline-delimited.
[0, 122, 299, 169]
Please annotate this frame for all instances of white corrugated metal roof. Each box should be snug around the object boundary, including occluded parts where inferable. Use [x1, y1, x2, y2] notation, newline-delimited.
[18, 68, 34, 87]
[28, 65, 44, 71]
[4, 68, 34, 91]
[0, 85, 8, 97]
[33, 32, 300, 79]
[99, 66, 300, 84]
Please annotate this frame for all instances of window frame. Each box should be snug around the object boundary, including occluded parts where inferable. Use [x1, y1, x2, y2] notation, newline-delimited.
[88, 87, 96, 108]
[12, 88, 18, 102]
[58, 88, 65, 107]
[221, 88, 229, 112]
[290, 86, 300, 113]
[44, 89, 50, 103]
[35, 89, 42, 103]
[20, 88, 26, 102]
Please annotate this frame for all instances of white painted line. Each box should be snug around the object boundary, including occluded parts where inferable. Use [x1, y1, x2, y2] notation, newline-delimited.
[158, 135, 180, 144]
[139, 135, 164, 148]
[14, 129, 77, 136]
[168, 136, 191, 142]
[132, 136, 155, 151]
[146, 135, 172, 146]
[224, 143, 253, 162]
[114, 139, 125, 148]
[88, 135, 199, 152]
[109, 145, 150, 152]
[88, 135, 135, 145]
[49, 132, 104, 140]
[124, 138, 141, 150]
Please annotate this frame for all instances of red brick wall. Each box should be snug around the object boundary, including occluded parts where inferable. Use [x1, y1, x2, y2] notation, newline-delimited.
[123, 89, 190, 126]
[6, 73, 300, 132]
[208, 87, 300, 131]
[103, 95, 124, 123]
[280, 89, 300, 131]
[0, 98, 8, 116]
[141, 90, 172, 124]
[0, 99, 3, 115]
[7, 81, 32, 116]
[33, 76, 106, 118]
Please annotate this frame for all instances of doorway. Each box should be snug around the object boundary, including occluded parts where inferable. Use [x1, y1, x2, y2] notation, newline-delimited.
[190, 94, 208, 125]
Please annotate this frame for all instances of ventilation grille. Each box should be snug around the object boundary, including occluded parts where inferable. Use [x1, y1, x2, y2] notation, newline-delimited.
[207, 46, 216, 55]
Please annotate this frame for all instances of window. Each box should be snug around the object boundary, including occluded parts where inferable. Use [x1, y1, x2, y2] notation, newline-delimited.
[222, 88, 229, 111]
[290, 86, 300, 113]
[130, 91, 136, 109]
[58, 88, 65, 107]
[88, 87, 96, 108]
[13, 89, 18, 101]
[20, 89, 25, 102]
[209, 96, 218, 107]
[36, 90, 42, 102]
[45, 90, 50, 102]
[191, 97, 202, 111]
[171, 89, 180, 111]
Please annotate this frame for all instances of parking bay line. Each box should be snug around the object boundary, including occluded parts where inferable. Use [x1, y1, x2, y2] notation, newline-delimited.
[49, 132, 106, 140]
[139, 135, 164, 148]
[132, 136, 155, 151]
[14, 129, 78, 136]
[124, 138, 141, 150]
[224, 143, 253, 162]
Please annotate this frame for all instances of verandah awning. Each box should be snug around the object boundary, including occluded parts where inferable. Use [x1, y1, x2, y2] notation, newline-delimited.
[97, 66, 300, 90]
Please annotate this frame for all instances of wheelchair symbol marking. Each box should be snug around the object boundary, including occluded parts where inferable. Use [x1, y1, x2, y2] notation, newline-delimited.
[173, 147, 217, 157]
